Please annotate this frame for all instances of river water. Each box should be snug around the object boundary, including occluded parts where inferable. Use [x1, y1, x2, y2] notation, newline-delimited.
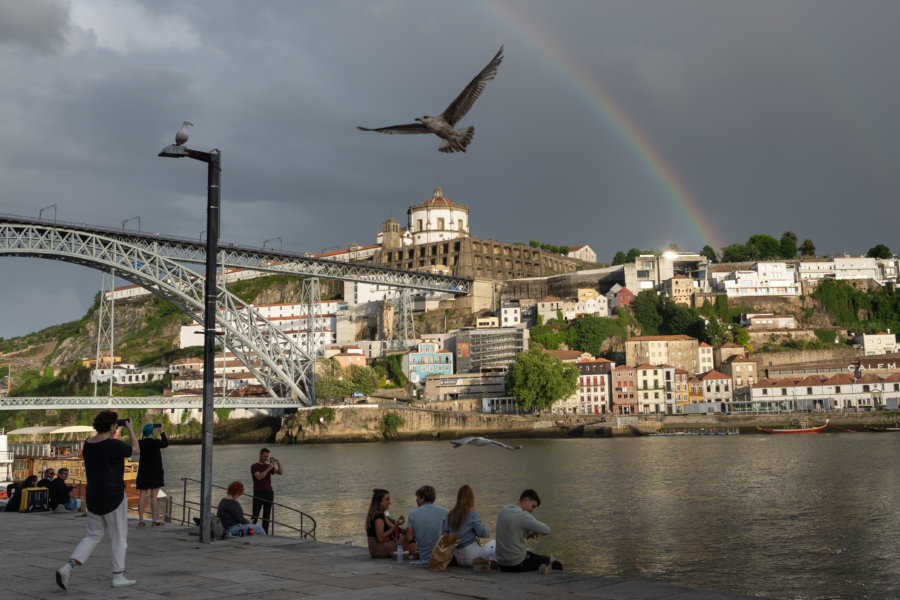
[161, 435, 900, 600]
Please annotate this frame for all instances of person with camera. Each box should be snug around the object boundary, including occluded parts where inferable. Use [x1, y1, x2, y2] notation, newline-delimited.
[250, 447, 282, 534]
[55, 411, 140, 590]
[136, 422, 168, 527]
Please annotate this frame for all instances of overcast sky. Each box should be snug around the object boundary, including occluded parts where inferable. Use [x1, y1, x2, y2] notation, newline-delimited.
[2, 0, 899, 339]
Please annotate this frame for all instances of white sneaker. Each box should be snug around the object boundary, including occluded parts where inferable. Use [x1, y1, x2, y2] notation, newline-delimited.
[56, 563, 71, 590]
[111, 573, 136, 588]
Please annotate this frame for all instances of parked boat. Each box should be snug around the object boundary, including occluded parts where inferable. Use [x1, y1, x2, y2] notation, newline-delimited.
[758, 419, 829, 434]
[864, 424, 900, 432]
[1, 426, 153, 512]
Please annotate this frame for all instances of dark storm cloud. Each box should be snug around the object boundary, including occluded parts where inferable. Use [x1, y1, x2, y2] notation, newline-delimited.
[2, 1, 900, 338]
[0, 0, 70, 53]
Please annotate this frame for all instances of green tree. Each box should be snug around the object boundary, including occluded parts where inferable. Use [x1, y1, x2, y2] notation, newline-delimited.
[779, 234, 798, 259]
[700, 245, 719, 263]
[559, 246, 569, 255]
[782, 231, 798, 244]
[612, 251, 627, 265]
[625, 248, 643, 262]
[505, 347, 578, 411]
[529, 240, 539, 248]
[799, 239, 816, 257]
[722, 243, 750, 262]
[572, 315, 609, 356]
[867, 244, 891, 259]
[347, 365, 379, 395]
[747, 234, 781, 260]
[705, 317, 727, 346]
[632, 290, 662, 335]
[732, 324, 752, 352]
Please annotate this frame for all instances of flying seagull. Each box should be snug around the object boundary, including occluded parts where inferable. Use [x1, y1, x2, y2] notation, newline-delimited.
[358, 46, 504, 153]
[175, 121, 193, 146]
[450, 436, 522, 451]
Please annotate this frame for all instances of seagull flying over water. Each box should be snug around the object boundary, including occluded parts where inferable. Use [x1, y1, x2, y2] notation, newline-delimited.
[450, 436, 522, 451]
[175, 121, 193, 146]
[358, 46, 504, 153]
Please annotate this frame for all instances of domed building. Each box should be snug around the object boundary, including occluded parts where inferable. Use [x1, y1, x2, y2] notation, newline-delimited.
[407, 187, 469, 245]
[375, 186, 584, 282]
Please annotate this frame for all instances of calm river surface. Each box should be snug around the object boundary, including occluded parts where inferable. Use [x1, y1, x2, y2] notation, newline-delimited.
[161, 435, 900, 599]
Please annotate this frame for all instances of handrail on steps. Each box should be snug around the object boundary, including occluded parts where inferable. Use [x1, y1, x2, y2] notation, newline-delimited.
[174, 477, 316, 540]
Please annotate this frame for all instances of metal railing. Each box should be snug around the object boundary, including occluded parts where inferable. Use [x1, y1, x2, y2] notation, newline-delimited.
[173, 477, 316, 540]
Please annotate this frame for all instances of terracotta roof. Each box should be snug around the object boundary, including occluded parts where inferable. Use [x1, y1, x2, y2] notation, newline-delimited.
[723, 355, 754, 363]
[720, 342, 742, 348]
[700, 370, 730, 381]
[539, 295, 562, 302]
[856, 373, 882, 384]
[796, 375, 826, 386]
[630, 335, 696, 342]
[823, 373, 855, 385]
[699, 342, 712, 348]
[543, 349, 583, 361]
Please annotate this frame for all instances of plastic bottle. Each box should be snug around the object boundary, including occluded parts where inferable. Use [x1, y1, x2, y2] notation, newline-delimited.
[248, 526, 255, 536]
[396, 541, 403, 562]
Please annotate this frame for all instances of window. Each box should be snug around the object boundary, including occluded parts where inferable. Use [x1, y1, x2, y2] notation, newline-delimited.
[781, 388, 787, 396]
[807, 387, 812, 394]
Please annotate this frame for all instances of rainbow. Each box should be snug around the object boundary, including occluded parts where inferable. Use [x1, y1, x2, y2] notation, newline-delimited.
[479, 1, 724, 252]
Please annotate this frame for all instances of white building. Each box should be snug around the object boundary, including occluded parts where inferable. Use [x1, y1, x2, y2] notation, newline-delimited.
[744, 313, 798, 329]
[91, 365, 168, 385]
[567, 244, 597, 263]
[720, 262, 800, 297]
[499, 300, 521, 326]
[403, 186, 470, 245]
[854, 332, 897, 356]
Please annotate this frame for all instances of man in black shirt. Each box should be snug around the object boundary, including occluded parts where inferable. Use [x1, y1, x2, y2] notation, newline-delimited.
[38, 468, 55, 489]
[49, 468, 81, 511]
[55, 412, 140, 590]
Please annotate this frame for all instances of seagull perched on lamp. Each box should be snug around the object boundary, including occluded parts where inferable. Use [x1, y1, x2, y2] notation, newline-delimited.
[450, 436, 522, 451]
[358, 46, 503, 153]
[175, 121, 193, 146]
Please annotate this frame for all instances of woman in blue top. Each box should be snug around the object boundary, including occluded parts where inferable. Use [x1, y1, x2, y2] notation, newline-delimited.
[442, 484, 496, 566]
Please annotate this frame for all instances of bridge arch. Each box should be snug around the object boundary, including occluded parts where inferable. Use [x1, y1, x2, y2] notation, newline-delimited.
[0, 222, 313, 405]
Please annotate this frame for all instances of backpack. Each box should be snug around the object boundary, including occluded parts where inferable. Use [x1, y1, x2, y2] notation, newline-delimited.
[21, 487, 49, 512]
[193, 512, 226, 540]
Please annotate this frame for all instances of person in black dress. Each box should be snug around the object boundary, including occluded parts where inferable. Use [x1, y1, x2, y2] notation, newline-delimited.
[136, 423, 168, 527]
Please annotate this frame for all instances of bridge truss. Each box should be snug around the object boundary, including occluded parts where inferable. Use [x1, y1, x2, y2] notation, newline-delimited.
[0, 217, 471, 406]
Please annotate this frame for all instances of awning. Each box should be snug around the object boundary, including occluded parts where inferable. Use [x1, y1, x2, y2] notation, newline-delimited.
[7, 426, 95, 435]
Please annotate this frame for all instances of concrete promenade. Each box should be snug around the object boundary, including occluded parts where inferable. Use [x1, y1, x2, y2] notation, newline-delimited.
[1, 511, 760, 599]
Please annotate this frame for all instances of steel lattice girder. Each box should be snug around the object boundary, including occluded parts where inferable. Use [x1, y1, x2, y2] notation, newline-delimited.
[0, 396, 300, 410]
[0, 223, 313, 404]
[0, 215, 471, 294]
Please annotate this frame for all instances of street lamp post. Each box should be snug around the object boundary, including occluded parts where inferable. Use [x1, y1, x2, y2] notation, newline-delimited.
[159, 139, 221, 544]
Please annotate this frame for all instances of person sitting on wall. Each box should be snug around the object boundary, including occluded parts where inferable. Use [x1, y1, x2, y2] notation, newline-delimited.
[49, 468, 82, 511]
[217, 481, 265, 536]
[4, 476, 38, 513]
[366, 488, 406, 558]
[38, 468, 56, 489]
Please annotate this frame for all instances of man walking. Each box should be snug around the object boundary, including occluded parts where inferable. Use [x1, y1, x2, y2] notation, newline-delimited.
[55, 412, 140, 589]
[495, 489, 563, 572]
[250, 447, 282, 534]
[403, 485, 447, 564]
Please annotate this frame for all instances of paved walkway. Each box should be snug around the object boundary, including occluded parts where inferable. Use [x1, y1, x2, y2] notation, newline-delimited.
[2, 511, 759, 599]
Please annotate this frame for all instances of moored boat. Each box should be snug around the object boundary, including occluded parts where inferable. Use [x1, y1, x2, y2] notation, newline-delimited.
[758, 418, 829, 434]
[2, 426, 152, 513]
[864, 424, 900, 432]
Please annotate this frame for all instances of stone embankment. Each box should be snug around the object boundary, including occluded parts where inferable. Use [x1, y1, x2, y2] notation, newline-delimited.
[274, 406, 898, 444]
